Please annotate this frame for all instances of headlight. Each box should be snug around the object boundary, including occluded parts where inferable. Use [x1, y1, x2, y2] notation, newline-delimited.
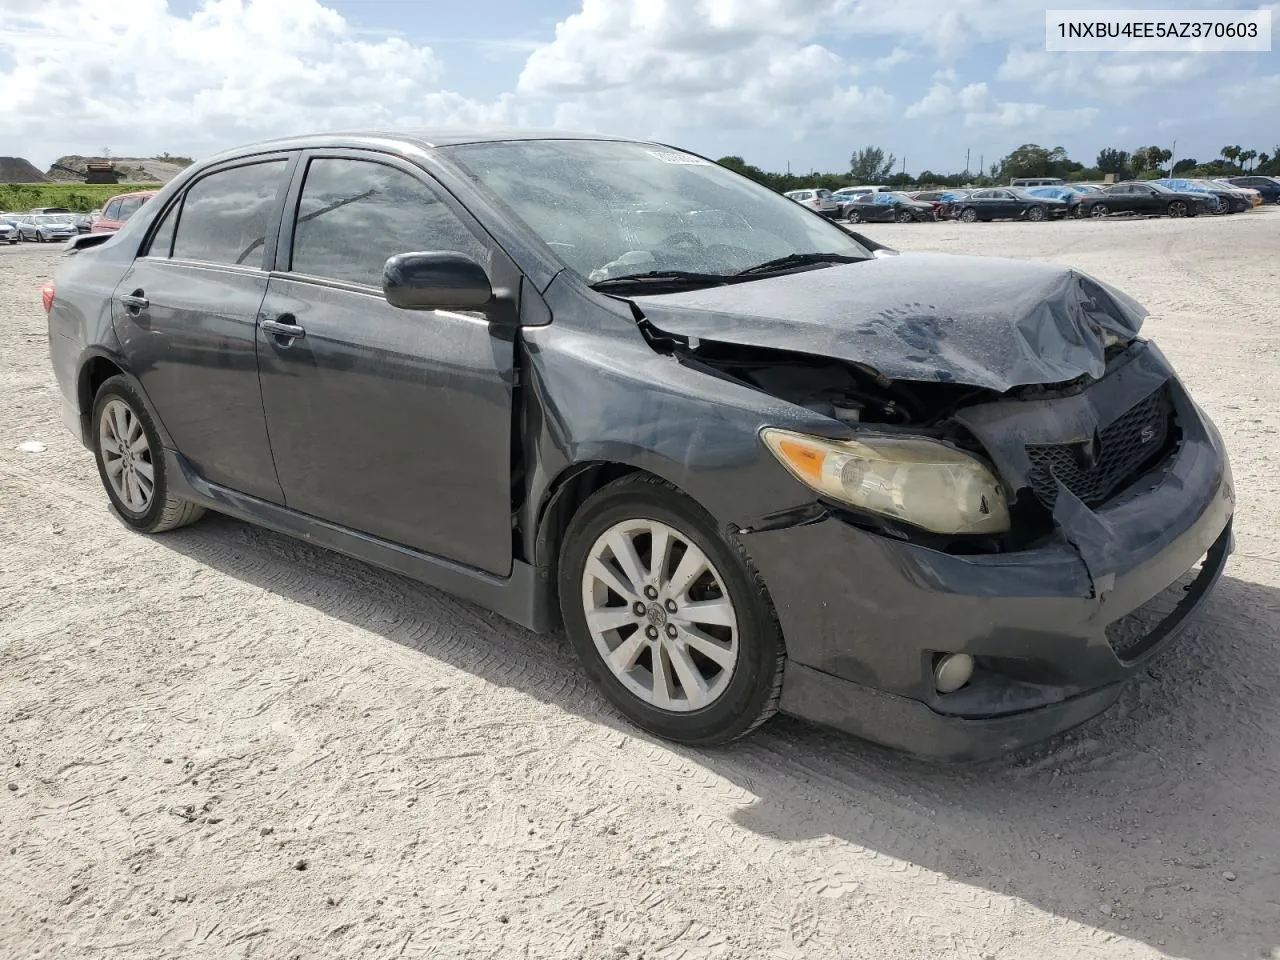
[761, 428, 1010, 535]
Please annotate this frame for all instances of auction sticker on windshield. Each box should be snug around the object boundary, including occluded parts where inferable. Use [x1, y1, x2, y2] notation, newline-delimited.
[647, 150, 712, 165]
[1046, 8, 1270, 51]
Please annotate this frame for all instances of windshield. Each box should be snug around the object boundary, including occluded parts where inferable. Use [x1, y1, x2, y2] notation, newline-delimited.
[442, 139, 870, 282]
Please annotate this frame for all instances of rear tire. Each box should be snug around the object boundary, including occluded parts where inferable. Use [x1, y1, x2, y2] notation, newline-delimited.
[91, 375, 205, 534]
[848, 210, 861, 223]
[558, 474, 785, 746]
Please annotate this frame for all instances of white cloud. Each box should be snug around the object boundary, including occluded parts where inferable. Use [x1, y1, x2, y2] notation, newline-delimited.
[998, 47, 1210, 100]
[0, 0, 519, 165]
[963, 103, 1100, 131]
[904, 82, 990, 118]
[871, 47, 913, 71]
[517, 0, 893, 137]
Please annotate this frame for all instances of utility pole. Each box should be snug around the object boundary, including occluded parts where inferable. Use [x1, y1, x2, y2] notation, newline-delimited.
[1168, 139, 1177, 176]
[965, 148, 970, 177]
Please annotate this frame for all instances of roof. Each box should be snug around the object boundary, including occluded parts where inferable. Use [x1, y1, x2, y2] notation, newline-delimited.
[237, 128, 643, 152]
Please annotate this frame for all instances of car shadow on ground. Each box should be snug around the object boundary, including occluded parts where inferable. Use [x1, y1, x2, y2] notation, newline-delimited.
[157, 512, 1280, 960]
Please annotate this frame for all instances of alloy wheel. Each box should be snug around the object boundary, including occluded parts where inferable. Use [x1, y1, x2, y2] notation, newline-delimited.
[581, 518, 739, 713]
[99, 398, 155, 514]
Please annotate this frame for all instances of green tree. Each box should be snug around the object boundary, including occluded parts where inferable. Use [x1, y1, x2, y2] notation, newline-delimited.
[849, 147, 896, 182]
[1133, 145, 1173, 175]
[1172, 157, 1198, 175]
[995, 144, 1074, 181]
[1096, 148, 1132, 180]
[1220, 145, 1242, 165]
[1239, 149, 1258, 172]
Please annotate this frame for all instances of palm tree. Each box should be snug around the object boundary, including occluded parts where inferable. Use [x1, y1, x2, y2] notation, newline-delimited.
[1220, 145, 1242, 166]
[1239, 149, 1258, 172]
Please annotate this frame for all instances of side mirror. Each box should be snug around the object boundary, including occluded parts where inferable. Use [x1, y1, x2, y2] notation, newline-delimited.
[382, 251, 493, 311]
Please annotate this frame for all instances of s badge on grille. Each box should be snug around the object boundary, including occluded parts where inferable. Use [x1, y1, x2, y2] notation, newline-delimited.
[1139, 425, 1157, 444]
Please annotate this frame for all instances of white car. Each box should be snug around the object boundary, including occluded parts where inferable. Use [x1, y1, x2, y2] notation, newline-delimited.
[784, 188, 838, 217]
[0, 221, 17, 244]
[17, 215, 78, 243]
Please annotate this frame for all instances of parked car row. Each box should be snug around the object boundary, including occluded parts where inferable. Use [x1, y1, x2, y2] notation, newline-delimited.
[0, 190, 158, 247]
[781, 174, 1280, 224]
[0, 213, 82, 242]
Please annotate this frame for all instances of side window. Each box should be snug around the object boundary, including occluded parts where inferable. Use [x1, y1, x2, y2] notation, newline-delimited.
[103, 199, 121, 220]
[172, 160, 288, 268]
[145, 200, 179, 258]
[289, 157, 486, 288]
[117, 196, 144, 221]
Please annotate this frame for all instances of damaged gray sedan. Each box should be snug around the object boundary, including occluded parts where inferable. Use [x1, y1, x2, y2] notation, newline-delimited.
[46, 132, 1234, 760]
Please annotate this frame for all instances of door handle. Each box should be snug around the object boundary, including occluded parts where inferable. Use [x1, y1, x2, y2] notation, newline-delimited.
[261, 317, 306, 341]
[118, 291, 149, 313]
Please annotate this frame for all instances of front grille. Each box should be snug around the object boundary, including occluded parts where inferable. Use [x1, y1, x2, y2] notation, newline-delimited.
[1026, 388, 1173, 511]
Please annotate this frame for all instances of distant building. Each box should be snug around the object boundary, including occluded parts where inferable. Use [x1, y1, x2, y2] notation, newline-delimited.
[85, 161, 121, 184]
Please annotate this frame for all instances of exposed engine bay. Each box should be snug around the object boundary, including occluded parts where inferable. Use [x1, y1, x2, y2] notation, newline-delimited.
[676, 339, 1001, 428]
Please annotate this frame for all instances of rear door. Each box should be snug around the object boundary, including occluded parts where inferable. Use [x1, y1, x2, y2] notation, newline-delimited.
[110, 155, 294, 503]
[1103, 185, 1135, 213]
[255, 151, 519, 575]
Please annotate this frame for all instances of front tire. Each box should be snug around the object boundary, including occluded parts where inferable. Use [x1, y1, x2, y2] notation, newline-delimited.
[558, 475, 784, 746]
[896, 209, 914, 223]
[1167, 200, 1188, 218]
[959, 207, 978, 223]
[847, 210, 862, 223]
[91, 375, 205, 534]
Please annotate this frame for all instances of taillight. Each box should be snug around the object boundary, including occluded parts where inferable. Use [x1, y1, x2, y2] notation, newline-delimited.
[40, 283, 55, 314]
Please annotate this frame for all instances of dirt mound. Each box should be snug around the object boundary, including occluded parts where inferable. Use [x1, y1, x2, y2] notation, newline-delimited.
[47, 155, 188, 184]
[0, 157, 49, 183]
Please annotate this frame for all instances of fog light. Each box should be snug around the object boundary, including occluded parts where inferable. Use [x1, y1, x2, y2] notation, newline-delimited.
[934, 653, 975, 694]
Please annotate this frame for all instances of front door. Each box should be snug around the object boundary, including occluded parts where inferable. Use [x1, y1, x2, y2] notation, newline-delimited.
[111, 156, 293, 503]
[256, 152, 518, 576]
[993, 190, 1020, 217]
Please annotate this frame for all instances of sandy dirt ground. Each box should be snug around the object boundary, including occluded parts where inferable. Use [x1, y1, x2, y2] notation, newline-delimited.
[2, 211, 1279, 960]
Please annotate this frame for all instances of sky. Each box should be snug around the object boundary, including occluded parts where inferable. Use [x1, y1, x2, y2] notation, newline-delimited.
[1, 0, 1277, 176]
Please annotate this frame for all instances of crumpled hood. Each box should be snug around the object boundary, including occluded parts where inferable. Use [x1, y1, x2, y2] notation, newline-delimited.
[634, 252, 1147, 392]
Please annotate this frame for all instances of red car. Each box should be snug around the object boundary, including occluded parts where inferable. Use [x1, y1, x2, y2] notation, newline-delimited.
[90, 190, 157, 233]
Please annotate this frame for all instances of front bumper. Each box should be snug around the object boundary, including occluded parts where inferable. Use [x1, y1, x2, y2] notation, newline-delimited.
[745, 349, 1234, 760]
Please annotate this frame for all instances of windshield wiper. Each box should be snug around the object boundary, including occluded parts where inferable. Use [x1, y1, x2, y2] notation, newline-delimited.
[735, 252, 864, 277]
[590, 270, 731, 291]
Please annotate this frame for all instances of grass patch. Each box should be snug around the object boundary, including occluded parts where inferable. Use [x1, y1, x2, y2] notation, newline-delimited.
[0, 182, 163, 213]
